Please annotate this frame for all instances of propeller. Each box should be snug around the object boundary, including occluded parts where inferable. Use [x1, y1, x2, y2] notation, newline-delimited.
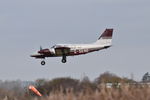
[38, 46, 50, 54]
[38, 46, 43, 54]
[40, 46, 43, 51]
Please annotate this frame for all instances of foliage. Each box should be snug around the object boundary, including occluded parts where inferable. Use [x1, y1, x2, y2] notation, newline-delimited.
[142, 72, 150, 82]
[35, 77, 80, 95]
[0, 72, 145, 100]
[95, 71, 135, 84]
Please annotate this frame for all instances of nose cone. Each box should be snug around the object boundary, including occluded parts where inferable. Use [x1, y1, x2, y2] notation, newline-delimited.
[30, 54, 40, 57]
[30, 51, 42, 58]
[30, 54, 37, 57]
[30, 53, 45, 58]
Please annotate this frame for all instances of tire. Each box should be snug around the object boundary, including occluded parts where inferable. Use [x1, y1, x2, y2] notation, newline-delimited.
[41, 61, 46, 65]
[61, 59, 66, 63]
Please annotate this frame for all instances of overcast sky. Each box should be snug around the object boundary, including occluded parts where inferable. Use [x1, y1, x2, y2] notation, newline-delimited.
[0, 0, 150, 81]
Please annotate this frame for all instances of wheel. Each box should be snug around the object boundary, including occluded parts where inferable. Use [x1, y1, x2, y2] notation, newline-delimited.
[61, 59, 66, 63]
[62, 55, 67, 63]
[41, 61, 46, 65]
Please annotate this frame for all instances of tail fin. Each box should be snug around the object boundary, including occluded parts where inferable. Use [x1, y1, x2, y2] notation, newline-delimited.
[94, 29, 113, 46]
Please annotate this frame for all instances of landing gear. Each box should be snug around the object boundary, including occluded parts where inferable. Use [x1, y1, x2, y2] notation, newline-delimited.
[62, 59, 66, 63]
[61, 55, 67, 63]
[41, 60, 46, 65]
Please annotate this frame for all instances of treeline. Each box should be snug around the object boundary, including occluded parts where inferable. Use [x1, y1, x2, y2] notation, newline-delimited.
[0, 80, 33, 100]
[32, 72, 135, 96]
[0, 72, 135, 100]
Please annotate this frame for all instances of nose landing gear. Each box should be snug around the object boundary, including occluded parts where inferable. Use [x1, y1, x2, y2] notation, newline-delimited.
[62, 59, 66, 63]
[41, 60, 46, 65]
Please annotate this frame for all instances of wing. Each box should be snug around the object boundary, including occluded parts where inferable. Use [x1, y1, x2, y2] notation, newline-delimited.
[31, 54, 45, 58]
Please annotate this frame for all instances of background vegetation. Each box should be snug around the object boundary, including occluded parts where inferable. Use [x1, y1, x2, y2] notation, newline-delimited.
[0, 72, 149, 100]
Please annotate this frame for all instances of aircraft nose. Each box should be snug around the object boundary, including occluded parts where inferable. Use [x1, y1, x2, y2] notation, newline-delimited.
[30, 54, 38, 57]
[30, 51, 39, 57]
[30, 54, 35, 57]
[38, 49, 50, 54]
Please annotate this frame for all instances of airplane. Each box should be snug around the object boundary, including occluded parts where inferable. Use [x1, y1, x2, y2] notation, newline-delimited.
[31, 29, 113, 65]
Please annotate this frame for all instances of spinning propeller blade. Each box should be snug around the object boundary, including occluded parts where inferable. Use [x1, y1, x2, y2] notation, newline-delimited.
[40, 46, 42, 51]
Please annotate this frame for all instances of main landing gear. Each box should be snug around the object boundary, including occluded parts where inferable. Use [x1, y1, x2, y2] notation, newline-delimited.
[61, 55, 67, 63]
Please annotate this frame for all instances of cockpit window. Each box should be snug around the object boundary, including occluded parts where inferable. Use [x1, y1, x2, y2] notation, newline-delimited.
[51, 45, 59, 48]
[51, 45, 56, 48]
[51, 44, 63, 48]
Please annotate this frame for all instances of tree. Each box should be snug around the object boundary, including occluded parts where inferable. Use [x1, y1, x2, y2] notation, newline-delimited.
[36, 77, 80, 95]
[142, 72, 150, 82]
[95, 72, 122, 84]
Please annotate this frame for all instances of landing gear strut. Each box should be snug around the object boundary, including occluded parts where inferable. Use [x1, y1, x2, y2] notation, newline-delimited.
[61, 55, 67, 63]
[41, 60, 46, 65]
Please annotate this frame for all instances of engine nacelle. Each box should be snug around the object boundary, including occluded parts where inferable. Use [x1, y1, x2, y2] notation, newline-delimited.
[38, 49, 50, 54]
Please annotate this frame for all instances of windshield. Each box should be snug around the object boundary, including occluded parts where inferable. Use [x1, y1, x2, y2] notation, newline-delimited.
[51, 45, 57, 48]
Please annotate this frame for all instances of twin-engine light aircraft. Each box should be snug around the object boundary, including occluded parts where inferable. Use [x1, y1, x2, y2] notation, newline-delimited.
[31, 29, 113, 65]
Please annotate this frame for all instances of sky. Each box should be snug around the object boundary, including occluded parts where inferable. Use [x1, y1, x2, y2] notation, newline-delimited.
[0, 0, 150, 81]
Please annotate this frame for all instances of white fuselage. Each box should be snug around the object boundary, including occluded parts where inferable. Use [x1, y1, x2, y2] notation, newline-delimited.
[30, 29, 113, 64]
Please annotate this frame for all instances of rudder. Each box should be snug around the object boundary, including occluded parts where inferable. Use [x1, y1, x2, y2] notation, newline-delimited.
[94, 29, 113, 46]
[98, 29, 113, 40]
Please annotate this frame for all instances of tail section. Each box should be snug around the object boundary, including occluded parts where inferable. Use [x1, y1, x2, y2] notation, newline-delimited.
[94, 29, 113, 46]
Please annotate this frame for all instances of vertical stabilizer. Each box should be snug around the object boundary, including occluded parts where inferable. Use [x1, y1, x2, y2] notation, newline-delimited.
[94, 29, 113, 46]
